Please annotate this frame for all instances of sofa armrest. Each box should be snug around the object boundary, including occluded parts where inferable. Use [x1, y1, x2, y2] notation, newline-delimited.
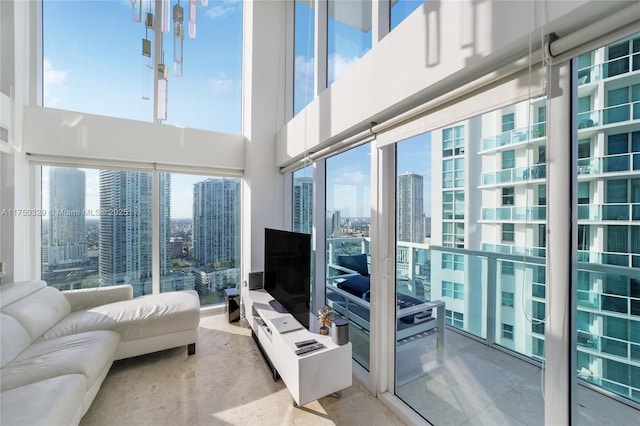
[62, 285, 133, 311]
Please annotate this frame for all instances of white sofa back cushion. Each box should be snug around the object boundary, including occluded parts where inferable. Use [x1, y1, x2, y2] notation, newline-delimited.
[0, 280, 47, 308]
[2, 287, 71, 341]
[0, 313, 32, 368]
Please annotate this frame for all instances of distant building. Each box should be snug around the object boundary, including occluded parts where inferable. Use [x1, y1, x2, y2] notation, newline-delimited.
[192, 178, 240, 268]
[397, 172, 424, 243]
[47, 167, 87, 265]
[326, 210, 341, 238]
[293, 176, 313, 234]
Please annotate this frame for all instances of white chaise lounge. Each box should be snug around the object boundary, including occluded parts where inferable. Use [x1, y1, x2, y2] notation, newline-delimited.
[0, 280, 200, 426]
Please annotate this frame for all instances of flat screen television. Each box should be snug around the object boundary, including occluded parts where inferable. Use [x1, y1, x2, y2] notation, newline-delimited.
[263, 228, 311, 329]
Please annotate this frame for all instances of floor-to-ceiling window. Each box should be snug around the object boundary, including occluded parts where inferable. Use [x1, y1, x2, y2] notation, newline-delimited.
[293, 166, 315, 309]
[41, 166, 153, 296]
[325, 142, 372, 370]
[41, 166, 241, 307]
[159, 173, 241, 306]
[391, 95, 551, 423]
[574, 32, 640, 411]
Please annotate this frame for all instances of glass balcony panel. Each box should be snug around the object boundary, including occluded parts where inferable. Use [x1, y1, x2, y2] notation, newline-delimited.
[497, 208, 511, 220]
[633, 153, 640, 171]
[496, 170, 512, 184]
[603, 104, 631, 125]
[482, 136, 497, 151]
[577, 290, 599, 309]
[601, 294, 628, 313]
[577, 330, 599, 349]
[513, 207, 526, 221]
[603, 154, 630, 173]
[602, 253, 630, 267]
[603, 204, 630, 220]
[497, 132, 511, 147]
[482, 209, 495, 220]
[578, 111, 599, 128]
[633, 102, 640, 120]
[601, 337, 629, 358]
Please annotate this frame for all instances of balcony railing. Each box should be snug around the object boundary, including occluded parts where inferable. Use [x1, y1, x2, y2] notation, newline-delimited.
[481, 122, 546, 151]
[577, 101, 640, 129]
[481, 163, 546, 186]
[481, 206, 546, 221]
[577, 53, 640, 85]
[577, 203, 640, 221]
[577, 250, 640, 268]
[326, 237, 640, 403]
[481, 243, 546, 258]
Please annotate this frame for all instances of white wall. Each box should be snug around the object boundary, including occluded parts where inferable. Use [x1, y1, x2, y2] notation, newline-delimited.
[22, 106, 245, 171]
[241, 0, 289, 276]
[276, 0, 629, 166]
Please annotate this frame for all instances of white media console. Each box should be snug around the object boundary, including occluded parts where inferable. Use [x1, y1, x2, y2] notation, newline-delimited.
[242, 289, 352, 406]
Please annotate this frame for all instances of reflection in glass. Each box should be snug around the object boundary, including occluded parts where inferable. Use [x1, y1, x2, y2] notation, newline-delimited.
[325, 143, 371, 370]
[327, 0, 372, 85]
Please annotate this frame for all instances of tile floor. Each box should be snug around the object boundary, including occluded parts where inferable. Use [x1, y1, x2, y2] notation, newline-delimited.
[80, 314, 404, 426]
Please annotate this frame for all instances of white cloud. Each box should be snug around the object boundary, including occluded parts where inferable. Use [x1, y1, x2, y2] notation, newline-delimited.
[209, 73, 235, 92]
[205, 0, 241, 20]
[335, 170, 367, 184]
[43, 58, 68, 107]
[327, 53, 358, 84]
[294, 54, 315, 101]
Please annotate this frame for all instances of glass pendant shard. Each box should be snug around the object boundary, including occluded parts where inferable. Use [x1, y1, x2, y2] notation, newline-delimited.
[145, 12, 154, 29]
[173, 3, 184, 77]
[161, 0, 170, 33]
[142, 38, 151, 57]
[131, 0, 142, 23]
[189, 0, 197, 39]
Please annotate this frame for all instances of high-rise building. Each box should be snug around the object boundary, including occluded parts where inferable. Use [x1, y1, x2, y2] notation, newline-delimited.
[98, 171, 152, 290]
[47, 167, 87, 265]
[397, 172, 424, 243]
[159, 174, 171, 275]
[293, 176, 313, 234]
[429, 33, 639, 403]
[326, 210, 341, 238]
[192, 178, 240, 268]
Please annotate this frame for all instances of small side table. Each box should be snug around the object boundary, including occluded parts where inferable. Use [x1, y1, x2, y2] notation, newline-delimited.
[224, 288, 240, 322]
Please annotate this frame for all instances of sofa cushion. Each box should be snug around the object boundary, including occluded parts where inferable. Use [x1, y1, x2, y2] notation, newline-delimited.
[0, 280, 47, 309]
[1, 330, 119, 392]
[0, 313, 32, 368]
[2, 286, 71, 342]
[0, 374, 86, 426]
[38, 290, 200, 342]
[337, 254, 369, 277]
[337, 275, 371, 301]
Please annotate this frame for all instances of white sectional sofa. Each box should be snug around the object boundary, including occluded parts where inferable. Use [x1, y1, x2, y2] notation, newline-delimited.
[0, 280, 201, 426]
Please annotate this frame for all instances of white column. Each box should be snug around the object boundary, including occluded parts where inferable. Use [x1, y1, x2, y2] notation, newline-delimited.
[544, 58, 576, 426]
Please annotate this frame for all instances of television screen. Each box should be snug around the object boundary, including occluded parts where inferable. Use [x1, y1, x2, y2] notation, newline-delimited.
[264, 228, 311, 329]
